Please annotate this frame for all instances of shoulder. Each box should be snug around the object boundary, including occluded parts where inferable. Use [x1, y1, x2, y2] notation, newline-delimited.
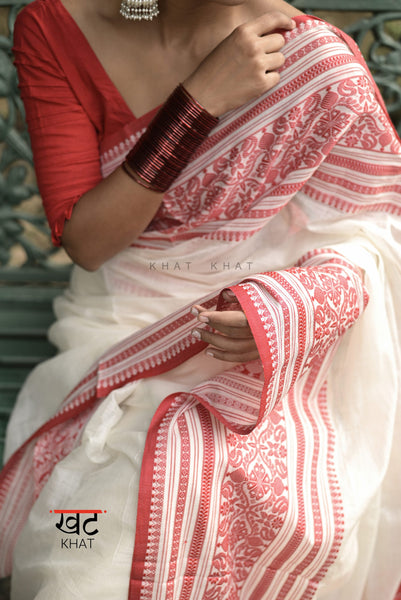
[278, 16, 379, 117]
[13, 0, 68, 87]
[14, 0, 58, 49]
[285, 16, 367, 75]
[13, 0, 72, 72]
[15, 0, 52, 27]
[285, 17, 373, 90]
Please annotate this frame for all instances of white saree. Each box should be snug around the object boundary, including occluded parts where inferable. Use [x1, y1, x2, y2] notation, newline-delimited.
[1, 15, 401, 600]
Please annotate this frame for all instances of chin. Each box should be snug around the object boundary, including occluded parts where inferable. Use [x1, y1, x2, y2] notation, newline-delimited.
[212, 0, 248, 5]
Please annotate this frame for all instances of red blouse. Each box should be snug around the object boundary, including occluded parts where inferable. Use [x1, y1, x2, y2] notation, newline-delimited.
[13, 0, 160, 245]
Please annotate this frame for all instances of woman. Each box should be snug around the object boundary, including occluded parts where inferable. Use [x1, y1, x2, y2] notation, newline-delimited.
[0, 0, 401, 598]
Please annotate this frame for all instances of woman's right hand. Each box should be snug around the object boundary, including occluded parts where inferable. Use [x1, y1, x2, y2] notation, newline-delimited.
[183, 11, 296, 117]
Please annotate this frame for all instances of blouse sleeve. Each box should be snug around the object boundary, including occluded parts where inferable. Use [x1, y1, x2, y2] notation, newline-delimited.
[13, 8, 103, 245]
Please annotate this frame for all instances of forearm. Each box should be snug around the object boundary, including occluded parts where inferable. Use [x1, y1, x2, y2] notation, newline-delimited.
[62, 83, 222, 270]
[61, 165, 163, 271]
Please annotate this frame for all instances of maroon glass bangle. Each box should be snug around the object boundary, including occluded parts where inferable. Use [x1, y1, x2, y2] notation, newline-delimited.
[122, 84, 219, 193]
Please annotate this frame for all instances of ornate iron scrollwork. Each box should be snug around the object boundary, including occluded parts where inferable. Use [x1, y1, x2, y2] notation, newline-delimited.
[346, 12, 401, 128]
[0, 3, 70, 277]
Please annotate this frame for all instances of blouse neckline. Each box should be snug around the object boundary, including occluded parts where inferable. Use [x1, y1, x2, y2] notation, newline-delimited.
[53, 0, 162, 126]
[48, 1, 313, 134]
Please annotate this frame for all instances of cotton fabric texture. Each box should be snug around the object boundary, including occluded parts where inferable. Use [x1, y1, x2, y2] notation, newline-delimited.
[1, 2, 401, 599]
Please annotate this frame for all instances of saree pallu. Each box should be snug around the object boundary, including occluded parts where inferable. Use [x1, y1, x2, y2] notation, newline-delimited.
[1, 16, 401, 600]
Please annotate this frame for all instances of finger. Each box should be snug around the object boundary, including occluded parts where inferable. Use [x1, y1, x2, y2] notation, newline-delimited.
[193, 307, 248, 326]
[196, 310, 253, 338]
[263, 51, 286, 73]
[222, 289, 238, 302]
[207, 309, 248, 326]
[192, 304, 248, 325]
[259, 33, 286, 53]
[208, 316, 252, 339]
[246, 11, 296, 36]
[192, 304, 252, 337]
[262, 71, 281, 88]
[192, 328, 255, 351]
[206, 346, 260, 363]
[191, 304, 211, 320]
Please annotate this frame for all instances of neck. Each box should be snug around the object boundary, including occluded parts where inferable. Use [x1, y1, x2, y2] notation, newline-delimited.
[156, 0, 250, 49]
[93, 0, 285, 52]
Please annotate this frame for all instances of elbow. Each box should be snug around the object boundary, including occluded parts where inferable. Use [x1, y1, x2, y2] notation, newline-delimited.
[57, 199, 106, 271]
[61, 219, 106, 272]
[73, 257, 102, 272]
[61, 236, 104, 272]
[59, 202, 136, 271]
[65, 247, 104, 272]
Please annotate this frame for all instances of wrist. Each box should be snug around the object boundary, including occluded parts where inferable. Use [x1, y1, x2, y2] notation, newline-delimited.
[122, 83, 219, 193]
[182, 76, 224, 118]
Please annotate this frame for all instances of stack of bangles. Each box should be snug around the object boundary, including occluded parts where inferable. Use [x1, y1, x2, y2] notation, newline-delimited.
[122, 84, 219, 193]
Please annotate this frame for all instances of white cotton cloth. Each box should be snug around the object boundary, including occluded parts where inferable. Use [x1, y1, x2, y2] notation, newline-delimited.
[6, 199, 401, 600]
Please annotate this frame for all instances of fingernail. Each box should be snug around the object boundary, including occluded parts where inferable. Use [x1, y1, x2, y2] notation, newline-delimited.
[192, 329, 201, 339]
[198, 315, 209, 323]
[205, 349, 214, 357]
[191, 307, 199, 316]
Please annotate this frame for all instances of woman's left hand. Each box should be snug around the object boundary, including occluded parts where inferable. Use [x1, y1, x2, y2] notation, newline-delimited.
[191, 291, 260, 362]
